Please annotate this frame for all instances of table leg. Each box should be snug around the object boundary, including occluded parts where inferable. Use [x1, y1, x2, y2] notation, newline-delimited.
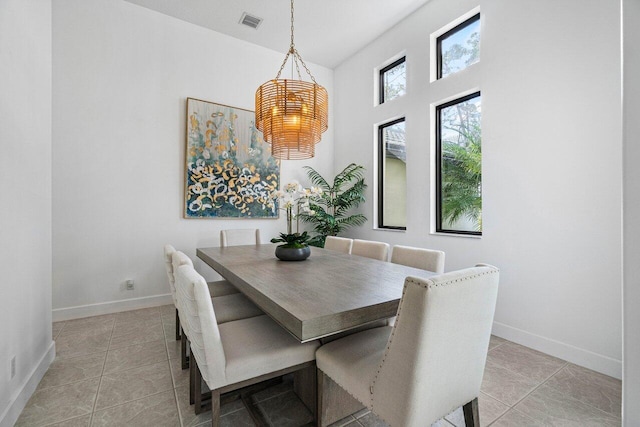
[316, 370, 365, 427]
[293, 363, 317, 418]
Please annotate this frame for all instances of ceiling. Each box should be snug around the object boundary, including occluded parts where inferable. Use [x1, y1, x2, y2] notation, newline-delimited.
[124, 0, 431, 69]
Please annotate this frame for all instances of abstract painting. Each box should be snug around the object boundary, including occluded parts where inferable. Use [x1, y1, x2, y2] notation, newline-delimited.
[184, 98, 280, 218]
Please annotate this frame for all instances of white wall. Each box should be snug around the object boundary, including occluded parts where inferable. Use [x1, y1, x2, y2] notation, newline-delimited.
[334, 0, 622, 378]
[52, 0, 334, 320]
[0, 0, 54, 425]
[623, 0, 640, 423]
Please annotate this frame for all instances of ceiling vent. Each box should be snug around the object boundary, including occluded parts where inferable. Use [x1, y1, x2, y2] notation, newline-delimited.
[239, 12, 263, 29]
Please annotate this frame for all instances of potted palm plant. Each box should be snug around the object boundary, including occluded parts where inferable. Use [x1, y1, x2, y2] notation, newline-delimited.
[298, 163, 367, 247]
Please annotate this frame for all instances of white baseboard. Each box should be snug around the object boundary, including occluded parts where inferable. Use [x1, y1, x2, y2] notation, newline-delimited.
[492, 321, 622, 379]
[0, 341, 55, 427]
[52, 294, 173, 322]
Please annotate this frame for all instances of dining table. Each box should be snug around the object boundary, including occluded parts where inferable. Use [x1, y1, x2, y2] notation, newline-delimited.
[196, 243, 437, 342]
[196, 243, 437, 426]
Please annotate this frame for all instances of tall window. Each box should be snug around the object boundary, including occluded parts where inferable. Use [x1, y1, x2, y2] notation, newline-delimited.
[379, 57, 406, 104]
[436, 92, 481, 235]
[437, 14, 480, 79]
[378, 118, 406, 230]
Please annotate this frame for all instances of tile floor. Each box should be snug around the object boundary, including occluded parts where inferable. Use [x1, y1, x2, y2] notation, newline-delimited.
[18, 305, 621, 426]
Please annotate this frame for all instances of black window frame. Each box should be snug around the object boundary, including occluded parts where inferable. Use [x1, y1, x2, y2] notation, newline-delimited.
[378, 117, 407, 231]
[435, 91, 482, 236]
[379, 56, 406, 105]
[436, 13, 480, 80]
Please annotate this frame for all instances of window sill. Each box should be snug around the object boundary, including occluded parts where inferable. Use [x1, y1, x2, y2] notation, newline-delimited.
[373, 226, 406, 233]
[430, 231, 482, 239]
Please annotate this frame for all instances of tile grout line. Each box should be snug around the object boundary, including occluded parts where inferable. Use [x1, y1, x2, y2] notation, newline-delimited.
[485, 361, 569, 426]
[93, 312, 174, 418]
[491, 358, 622, 424]
[100, 339, 170, 376]
[52, 321, 66, 340]
[91, 389, 173, 414]
[537, 365, 623, 420]
[160, 309, 187, 427]
[487, 340, 507, 353]
[89, 317, 118, 425]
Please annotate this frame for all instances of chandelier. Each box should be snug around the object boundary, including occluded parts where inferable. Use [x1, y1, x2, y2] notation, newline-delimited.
[255, 0, 328, 160]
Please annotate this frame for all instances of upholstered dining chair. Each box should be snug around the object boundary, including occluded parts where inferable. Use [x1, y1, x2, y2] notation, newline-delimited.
[351, 239, 390, 261]
[324, 236, 353, 254]
[164, 244, 181, 340]
[206, 229, 261, 298]
[220, 228, 261, 247]
[315, 265, 500, 427]
[174, 264, 320, 425]
[391, 245, 446, 273]
[164, 245, 240, 342]
[171, 251, 263, 371]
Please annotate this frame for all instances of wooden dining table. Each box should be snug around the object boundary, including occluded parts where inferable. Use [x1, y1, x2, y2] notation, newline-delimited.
[196, 243, 437, 343]
[197, 243, 437, 425]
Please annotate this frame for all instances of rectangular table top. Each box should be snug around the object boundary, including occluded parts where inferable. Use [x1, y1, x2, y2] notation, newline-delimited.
[197, 244, 436, 342]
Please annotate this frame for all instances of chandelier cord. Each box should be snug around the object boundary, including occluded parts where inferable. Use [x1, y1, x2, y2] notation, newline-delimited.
[274, 0, 318, 84]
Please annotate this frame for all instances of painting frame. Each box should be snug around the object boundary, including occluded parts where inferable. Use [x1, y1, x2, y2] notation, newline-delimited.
[184, 97, 280, 219]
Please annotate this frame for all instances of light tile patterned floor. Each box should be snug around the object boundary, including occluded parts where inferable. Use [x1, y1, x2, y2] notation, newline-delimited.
[17, 305, 621, 426]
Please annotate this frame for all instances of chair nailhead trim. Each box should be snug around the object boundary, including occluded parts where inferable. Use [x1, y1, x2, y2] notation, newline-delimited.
[369, 267, 498, 425]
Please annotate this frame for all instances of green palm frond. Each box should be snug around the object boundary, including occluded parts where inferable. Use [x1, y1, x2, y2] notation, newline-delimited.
[335, 214, 367, 228]
[333, 163, 365, 189]
[334, 179, 366, 216]
[300, 164, 368, 247]
[303, 166, 331, 191]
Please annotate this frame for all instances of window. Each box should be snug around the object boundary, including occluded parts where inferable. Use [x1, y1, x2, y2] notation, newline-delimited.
[437, 14, 480, 79]
[378, 118, 406, 230]
[436, 92, 481, 235]
[379, 57, 406, 104]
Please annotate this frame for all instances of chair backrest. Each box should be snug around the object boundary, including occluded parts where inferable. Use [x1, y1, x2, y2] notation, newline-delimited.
[171, 251, 194, 332]
[324, 236, 353, 254]
[220, 229, 261, 247]
[163, 244, 177, 306]
[351, 239, 390, 261]
[370, 265, 499, 426]
[391, 245, 445, 273]
[174, 264, 227, 389]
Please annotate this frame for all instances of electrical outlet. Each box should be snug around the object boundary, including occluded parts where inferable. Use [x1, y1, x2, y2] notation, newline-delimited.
[10, 356, 16, 379]
[126, 279, 134, 290]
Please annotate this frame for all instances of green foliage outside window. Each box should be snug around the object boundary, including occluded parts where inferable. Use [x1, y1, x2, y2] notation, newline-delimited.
[439, 94, 482, 233]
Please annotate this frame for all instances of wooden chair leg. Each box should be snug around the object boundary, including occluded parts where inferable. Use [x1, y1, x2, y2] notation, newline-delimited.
[175, 308, 180, 341]
[189, 351, 195, 405]
[211, 389, 221, 427]
[194, 359, 203, 414]
[463, 397, 480, 427]
[181, 333, 190, 370]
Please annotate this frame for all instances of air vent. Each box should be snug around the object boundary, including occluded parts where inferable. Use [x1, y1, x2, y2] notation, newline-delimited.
[239, 12, 262, 29]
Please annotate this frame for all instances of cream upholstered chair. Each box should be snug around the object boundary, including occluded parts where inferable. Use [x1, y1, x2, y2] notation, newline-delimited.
[174, 264, 319, 424]
[324, 236, 353, 254]
[164, 244, 181, 340]
[220, 228, 260, 247]
[171, 251, 263, 370]
[351, 239, 390, 261]
[164, 245, 240, 341]
[391, 245, 446, 273]
[204, 229, 262, 298]
[316, 265, 500, 427]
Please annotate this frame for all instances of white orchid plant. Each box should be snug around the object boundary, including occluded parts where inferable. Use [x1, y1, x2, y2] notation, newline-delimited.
[268, 181, 322, 248]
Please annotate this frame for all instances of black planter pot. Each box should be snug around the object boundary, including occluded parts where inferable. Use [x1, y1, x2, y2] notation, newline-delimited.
[275, 245, 311, 261]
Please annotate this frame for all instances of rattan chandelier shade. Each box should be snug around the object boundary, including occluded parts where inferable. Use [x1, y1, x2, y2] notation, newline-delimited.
[255, 79, 328, 160]
[254, 0, 328, 160]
